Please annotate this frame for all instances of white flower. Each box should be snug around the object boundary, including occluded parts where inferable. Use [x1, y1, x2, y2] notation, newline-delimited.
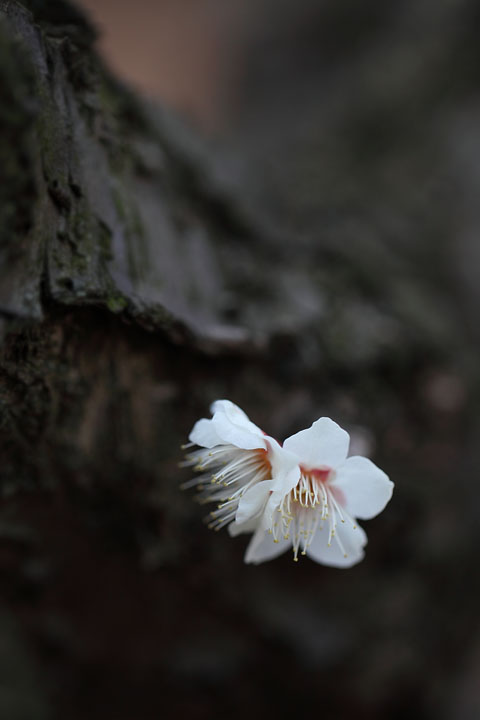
[181, 400, 284, 532]
[183, 404, 394, 568]
[241, 418, 393, 566]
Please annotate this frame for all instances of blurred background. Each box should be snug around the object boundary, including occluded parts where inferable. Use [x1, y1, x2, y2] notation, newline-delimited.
[79, 0, 480, 324]
[2, 0, 480, 719]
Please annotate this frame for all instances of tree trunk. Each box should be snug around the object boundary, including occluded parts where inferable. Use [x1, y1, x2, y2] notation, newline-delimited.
[0, 2, 477, 720]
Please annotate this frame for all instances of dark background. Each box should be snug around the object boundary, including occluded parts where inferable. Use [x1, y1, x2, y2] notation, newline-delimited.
[1, 1, 479, 719]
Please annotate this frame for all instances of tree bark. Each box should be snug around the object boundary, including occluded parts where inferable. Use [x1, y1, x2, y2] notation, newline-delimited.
[0, 3, 477, 720]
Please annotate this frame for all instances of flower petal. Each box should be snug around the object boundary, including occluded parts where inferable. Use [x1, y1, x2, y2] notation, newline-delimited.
[210, 400, 251, 421]
[188, 418, 223, 448]
[307, 522, 367, 568]
[236, 480, 273, 525]
[210, 400, 264, 437]
[228, 517, 260, 537]
[331, 456, 393, 520]
[268, 440, 301, 494]
[212, 400, 266, 450]
[244, 526, 291, 564]
[283, 417, 350, 469]
[259, 451, 300, 530]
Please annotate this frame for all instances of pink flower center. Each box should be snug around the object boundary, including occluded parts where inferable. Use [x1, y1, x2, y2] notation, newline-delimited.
[300, 466, 331, 483]
[284, 465, 344, 509]
[287, 466, 331, 509]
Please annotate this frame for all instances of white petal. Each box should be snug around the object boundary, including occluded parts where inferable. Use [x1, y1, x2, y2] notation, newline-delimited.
[236, 480, 273, 524]
[307, 522, 367, 568]
[188, 418, 223, 448]
[210, 399, 251, 422]
[211, 399, 264, 436]
[211, 401, 266, 450]
[228, 517, 260, 537]
[272, 464, 302, 496]
[331, 456, 393, 520]
[260, 492, 281, 531]
[262, 465, 300, 531]
[244, 526, 291, 564]
[268, 440, 301, 494]
[283, 418, 350, 469]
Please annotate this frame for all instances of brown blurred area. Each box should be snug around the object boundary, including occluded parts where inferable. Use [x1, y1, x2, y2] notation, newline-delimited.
[78, 0, 251, 131]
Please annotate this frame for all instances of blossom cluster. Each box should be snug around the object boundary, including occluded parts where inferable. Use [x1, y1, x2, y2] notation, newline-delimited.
[182, 400, 393, 566]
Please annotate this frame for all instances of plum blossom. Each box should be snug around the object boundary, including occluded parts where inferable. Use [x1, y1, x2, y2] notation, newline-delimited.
[181, 400, 289, 532]
[183, 402, 393, 568]
[241, 418, 393, 566]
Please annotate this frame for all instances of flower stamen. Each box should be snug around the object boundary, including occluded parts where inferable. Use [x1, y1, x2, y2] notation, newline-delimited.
[278, 466, 352, 561]
[184, 446, 271, 530]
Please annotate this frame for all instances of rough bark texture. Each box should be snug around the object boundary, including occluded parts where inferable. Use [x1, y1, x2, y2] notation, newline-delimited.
[0, 2, 478, 720]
